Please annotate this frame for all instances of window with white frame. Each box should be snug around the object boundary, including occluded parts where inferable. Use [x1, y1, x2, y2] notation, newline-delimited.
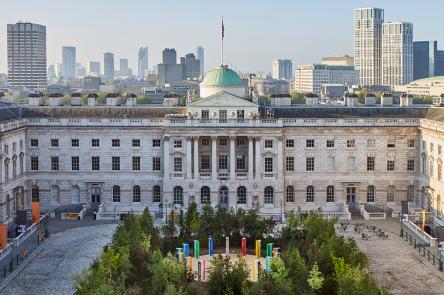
[347, 156, 356, 171]
[327, 140, 335, 148]
[347, 139, 355, 148]
[367, 139, 375, 147]
[306, 186, 314, 202]
[328, 156, 335, 171]
[286, 139, 294, 148]
[367, 156, 375, 171]
[173, 140, 182, 148]
[112, 157, 120, 171]
[265, 140, 273, 148]
[306, 139, 314, 148]
[265, 157, 273, 172]
[286, 186, 294, 202]
[407, 185, 415, 202]
[153, 139, 161, 147]
[51, 157, 59, 171]
[326, 186, 335, 202]
[236, 155, 246, 170]
[133, 186, 141, 202]
[237, 186, 246, 204]
[286, 157, 294, 171]
[153, 185, 162, 202]
[367, 186, 375, 203]
[152, 157, 161, 171]
[201, 155, 210, 170]
[174, 157, 182, 172]
[387, 160, 395, 171]
[133, 157, 141, 171]
[219, 155, 228, 170]
[387, 185, 395, 203]
[407, 159, 415, 171]
[112, 186, 120, 202]
[264, 186, 274, 204]
[306, 157, 314, 171]
[201, 186, 211, 204]
[173, 186, 183, 205]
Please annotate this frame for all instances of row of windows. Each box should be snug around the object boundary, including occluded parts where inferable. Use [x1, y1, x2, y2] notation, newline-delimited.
[3, 140, 24, 155]
[31, 138, 161, 148]
[3, 154, 25, 181]
[285, 139, 415, 148]
[30, 156, 161, 171]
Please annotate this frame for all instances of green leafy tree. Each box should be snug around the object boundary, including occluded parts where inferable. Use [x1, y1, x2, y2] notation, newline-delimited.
[206, 254, 250, 295]
[307, 263, 324, 291]
[282, 248, 309, 293]
[291, 91, 305, 104]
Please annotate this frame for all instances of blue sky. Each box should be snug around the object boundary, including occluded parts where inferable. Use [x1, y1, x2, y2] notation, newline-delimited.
[1, 0, 443, 74]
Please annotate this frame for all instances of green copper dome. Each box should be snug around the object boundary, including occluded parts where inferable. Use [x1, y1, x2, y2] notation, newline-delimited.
[201, 65, 243, 87]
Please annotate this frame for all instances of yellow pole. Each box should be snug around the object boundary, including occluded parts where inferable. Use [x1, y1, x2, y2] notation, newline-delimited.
[422, 208, 426, 232]
[255, 240, 261, 258]
[189, 256, 192, 271]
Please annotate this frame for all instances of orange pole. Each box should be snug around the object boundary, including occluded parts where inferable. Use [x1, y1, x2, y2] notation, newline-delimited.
[32, 202, 41, 224]
[0, 224, 7, 251]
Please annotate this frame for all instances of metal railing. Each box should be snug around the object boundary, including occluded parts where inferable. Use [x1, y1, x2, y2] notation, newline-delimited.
[401, 230, 443, 272]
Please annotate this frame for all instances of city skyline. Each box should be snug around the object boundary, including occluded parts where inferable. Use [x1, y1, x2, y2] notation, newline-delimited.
[1, 0, 444, 74]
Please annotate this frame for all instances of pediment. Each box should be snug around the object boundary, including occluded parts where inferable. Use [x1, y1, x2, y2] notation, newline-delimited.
[188, 91, 258, 108]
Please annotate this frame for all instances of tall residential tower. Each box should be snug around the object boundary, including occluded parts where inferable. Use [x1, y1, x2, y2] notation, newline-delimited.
[272, 59, 293, 80]
[196, 46, 204, 75]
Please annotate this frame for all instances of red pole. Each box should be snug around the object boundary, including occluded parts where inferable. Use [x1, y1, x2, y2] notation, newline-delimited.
[241, 238, 246, 256]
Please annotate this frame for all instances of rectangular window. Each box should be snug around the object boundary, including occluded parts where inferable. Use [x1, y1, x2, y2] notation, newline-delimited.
[4, 145, 8, 154]
[367, 157, 375, 171]
[152, 157, 161, 171]
[219, 138, 227, 146]
[236, 137, 246, 146]
[112, 139, 120, 147]
[112, 157, 120, 170]
[422, 140, 426, 150]
[12, 142, 16, 153]
[71, 156, 79, 171]
[153, 139, 161, 147]
[286, 157, 294, 171]
[132, 157, 141, 171]
[174, 157, 182, 172]
[201, 110, 209, 120]
[91, 157, 100, 171]
[408, 139, 415, 148]
[237, 110, 245, 119]
[306, 157, 314, 171]
[236, 155, 246, 170]
[328, 156, 336, 171]
[31, 157, 39, 171]
[92, 139, 100, 147]
[439, 145, 442, 155]
[347, 139, 355, 148]
[387, 140, 396, 148]
[201, 155, 210, 170]
[430, 143, 434, 152]
[286, 139, 294, 148]
[219, 155, 228, 170]
[51, 139, 59, 147]
[265, 157, 273, 172]
[306, 139, 314, 148]
[265, 140, 273, 148]
[132, 139, 140, 147]
[367, 139, 375, 147]
[219, 110, 227, 122]
[71, 139, 79, 147]
[407, 159, 415, 171]
[133, 186, 141, 202]
[201, 138, 210, 146]
[19, 140, 23, 150]
[327, 140, 335, 148]
[30, 139, 38, 147]
[51, 157, 59, 171]
[347, 156, 356, 171]
[387, 160, 395, 171]
[173, 140, 182, 148]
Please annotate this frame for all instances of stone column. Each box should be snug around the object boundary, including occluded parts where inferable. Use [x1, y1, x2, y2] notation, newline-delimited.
[186, 137, 192, 179]
[248, 137, 254, 179]
[193, 136, 199, 179]
[212, 136, 217, 180]
[230, 136, 236, 180]
[163, 137, 170, 179]
[255, 137, 261, 179]
[277, 137, 283, 178]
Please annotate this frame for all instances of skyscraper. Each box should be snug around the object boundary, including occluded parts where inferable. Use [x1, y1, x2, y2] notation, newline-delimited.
[196, 46, 204, 75]
[272, 59, 293, 80]
[180, 53, 200, 79]
[413, 41, 438, 80]
[120, 58, 129, 77]
[102, 53, 114, 82]
[7, 22, 47, 90]
[87, 61, 100, 76]
[382, 22, 413, 86]
[138, 47, 149, 79]
[354, 8, 384, 86]
[163, 48, 177, 65]
[62, 46, 76, 79]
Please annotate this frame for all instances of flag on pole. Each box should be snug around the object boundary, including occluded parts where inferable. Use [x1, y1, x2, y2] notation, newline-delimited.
[222, 18, 224, 40]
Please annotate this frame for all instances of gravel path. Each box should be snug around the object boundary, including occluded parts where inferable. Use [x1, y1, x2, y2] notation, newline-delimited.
[1, 223, 117, 295]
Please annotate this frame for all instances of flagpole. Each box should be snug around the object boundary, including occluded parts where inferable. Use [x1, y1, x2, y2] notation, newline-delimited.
[221, 17, 224, 66]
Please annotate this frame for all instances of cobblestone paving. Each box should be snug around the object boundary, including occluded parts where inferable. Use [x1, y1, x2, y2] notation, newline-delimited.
[2, 223, 117, 295]
[339, 218, 444, 295]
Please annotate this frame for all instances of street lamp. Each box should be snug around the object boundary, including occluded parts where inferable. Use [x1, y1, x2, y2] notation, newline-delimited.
[165, 200, 170, 224]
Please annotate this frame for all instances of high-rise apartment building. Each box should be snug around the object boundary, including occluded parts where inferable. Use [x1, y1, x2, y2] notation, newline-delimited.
[382, 22, 413, 86]
[120, 59, 129, 77]
[163, 48, 177, 65]
[138, 47, 149, 79]
[196, 46, 204, 75]
[87, 61, 100, 76]
[272, 59, 293, 80]
[102, 53, 114, 82]
[354, 8, 384, 86]
[7, 22, 47, 90]
[62, 46, 76, 79]
[180, 53, 200, 79]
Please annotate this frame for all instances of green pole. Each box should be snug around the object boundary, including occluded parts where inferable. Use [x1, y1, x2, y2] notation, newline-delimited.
[194, 240, 200, 259]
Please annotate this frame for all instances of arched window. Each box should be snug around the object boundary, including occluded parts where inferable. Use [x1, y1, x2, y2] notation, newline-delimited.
[430, 158, 434, 177]
[201, 186, 211, 204]
[306, 186, 314, 202]
[19, 153, 24, 174]
[264, 186, 274, 204]
[51, 185, 60, 203]
[4, 158, 9, 181]
[173, 186, 183, 205]
[387, 185, 395, 203]
[237, 186, 246, 204]
[153, 185, 161, 203]
[286, 186, 294, 203]
[112, 185, 121, 202]
[326, 186, 335, 202]
[31, 186, 39, 202]
[407, 185, 415, 202]
[71, 185, 80, 203]
[133, 185, 141, 202]
[12, 155, 17, 178]
[367, 186, 375, 203]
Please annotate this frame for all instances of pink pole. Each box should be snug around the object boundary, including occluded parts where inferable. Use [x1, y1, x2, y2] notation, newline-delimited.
[241, 237, 246, 256]
[202, 259, 206, 281]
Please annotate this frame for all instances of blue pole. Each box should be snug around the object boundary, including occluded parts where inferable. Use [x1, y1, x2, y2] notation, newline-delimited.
[183, 243, 189, 257]
[265, 256, 270, 273]
[209, 237, 214, 256]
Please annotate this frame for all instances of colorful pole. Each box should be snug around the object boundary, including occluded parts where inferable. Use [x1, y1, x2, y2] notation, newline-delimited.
[176, 248, 183, 262]
[188, 256, 193, 271]
[209, 237, 214, 256]
[194, 240, 200, 259]
[241, 237, 246, 256]
[183, 243, 189, 257]
[255, 240, 261, 258]
[225, 237, 229, 255]
[253, 259, 261, 281]
[265, 256, 270, 272]
[266, 243, 273, 257]
[197, 260, 202, 282]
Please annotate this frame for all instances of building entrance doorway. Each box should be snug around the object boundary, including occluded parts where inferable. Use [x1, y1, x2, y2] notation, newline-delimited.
[346, 187, 357, 205]
[91, 187, 101, 211]
[219, 186, 229, 208]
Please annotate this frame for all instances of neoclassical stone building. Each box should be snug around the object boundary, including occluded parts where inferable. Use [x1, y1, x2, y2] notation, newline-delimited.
[0, 66, 444, 226]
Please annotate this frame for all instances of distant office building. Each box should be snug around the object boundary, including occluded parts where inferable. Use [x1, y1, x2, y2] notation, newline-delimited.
[163, 48, 177, 64]
[54, 63, 62, 79]
[180, 53, 200, 79]
[354, 8, 384, 86]
[62, 46, 76, 79]
[437, 51, 444, 76]
[83, 76, 101, 91]
[196, 46, 204, 75]
[76, 63, 86, 78]
[138, 47, 149, 79]
[48, 65, 56, 79]
[322, 55, 354, 67]
[272, 59, 293, 80]
[120, 59, 129, 77]
[294, 64, 359, 94]
[157, 64, 183, 85]
[88, 61, 100, 76]
[413, 41, 438, 80]
[250, 76, 290, 96]
[382, 22, 413, 86]
[102, 53, 114, 82]
[7, 22, 47, 90]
